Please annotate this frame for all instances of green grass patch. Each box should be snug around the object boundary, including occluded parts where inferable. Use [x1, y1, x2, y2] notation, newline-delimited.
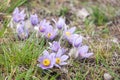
[91, 6, 109, 26]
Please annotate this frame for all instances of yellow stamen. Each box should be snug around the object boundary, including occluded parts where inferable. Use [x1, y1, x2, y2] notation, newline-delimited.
[43, 59, 51, 66]
[56, 58, 61, 64]
[47, 33, 52, 38]
[66, 31, 71, 36]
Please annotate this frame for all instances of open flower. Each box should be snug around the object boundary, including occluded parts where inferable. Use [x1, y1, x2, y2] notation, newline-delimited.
[13, 7, 26, 23]
[30, 14, 39, 26]
[38, 19, 50, 33]
[78, 45, 93, 59]
[63, 27, 76, 43]
[53, 17, 65, 29]
[38, 50, 55, 69]
[45, 25, 58, 40]
[54, 49, 69, 68]
[16, 21, 29, 40]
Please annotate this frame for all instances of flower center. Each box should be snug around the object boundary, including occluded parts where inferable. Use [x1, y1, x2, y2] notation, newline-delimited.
[56, 58, 61, 64]
[47, 33, 52, 38]
[65, 31, 71, 36]
[43, 59, 51, 66]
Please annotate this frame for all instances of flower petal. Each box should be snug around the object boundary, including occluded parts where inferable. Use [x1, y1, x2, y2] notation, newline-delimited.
[56, 49, 63, 57]
[13, 7, 19, 15]
[39, 63, 53, 70]
[38, 56, 44, 62]
[60, 62, 67, 65]
[68, 27, 76, 34]
[56, 17, 65, 29]
[74, 36, 82, 47]
[20, 9, 25, 15]
[50, 41, 60, 52]
[50, 53, 56, 58]
[78, 45, 89, 54]
[43, 50, 49, 56]
[55, 64, 61, 69]
[60, 55, 69, 62]
[84, 53, 93, 58]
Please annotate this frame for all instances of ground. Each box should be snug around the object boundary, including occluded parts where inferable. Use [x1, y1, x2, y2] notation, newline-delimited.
[0, 0, 120, 80]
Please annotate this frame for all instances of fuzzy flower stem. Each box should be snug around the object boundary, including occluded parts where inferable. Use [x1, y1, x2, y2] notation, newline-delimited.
[59, 28, 64, 43]
[59, 33, 63, 43]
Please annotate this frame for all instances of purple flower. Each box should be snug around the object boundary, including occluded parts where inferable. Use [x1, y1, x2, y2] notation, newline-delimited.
[78, 45, 93, 59]
[38, 19, 50, 33]
[45, 25, 58, 40]
[63, 27, 76, 43]
[72, 34, 82, 48]
[49, 41, 66, 53]
[30, 14, 39, 26]
[54, 49, 69, 68]
[49, 41, 61, 52]
[38, 50, 55, 69]
[13, 7, 26, 23]
[66, 34, 79, 45]
[16, 21, 29, 40]
[53, 17, 65, 29]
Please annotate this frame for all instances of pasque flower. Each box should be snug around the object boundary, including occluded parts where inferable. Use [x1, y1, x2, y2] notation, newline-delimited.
[38, 19, 50, 33]
[72, 34, 82, 48]
[38, 50, 55, 69]
[45, 25, 58, 40]
[63, 27, 76, 43]
[53, 17, 65, 29]
[49, 41, 61, 52]
[53, 49, 69, 68]
[30, 14, 39, 26]
[78, 45, 93, 59]
[16, 21, 29, 40]
[49, 41, 66, 53]
[13, 7, 26, 23]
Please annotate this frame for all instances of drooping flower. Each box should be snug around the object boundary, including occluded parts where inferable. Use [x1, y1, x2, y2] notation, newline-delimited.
[49, 41, 61, 52]
[45, 25, 58, 40]
[78, 45, 93, 59]
[13, 7, 26, 23]
[63, 27, 76, 43]
[38, 50, 55, 69]
[30, 14, 39, 26]
[54, 49, 69, 68]
[53, 17, 65, 30]
[38, 19, 50, 33]
[16, 21, 29, 40]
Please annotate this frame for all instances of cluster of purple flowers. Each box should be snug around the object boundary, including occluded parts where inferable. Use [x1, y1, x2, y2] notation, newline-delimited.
[11, 7, 28, 40]
[10, 7, 93, 70]
[38, 48, 68, 69]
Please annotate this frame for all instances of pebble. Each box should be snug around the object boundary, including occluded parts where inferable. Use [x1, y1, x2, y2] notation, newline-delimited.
[104, 73, 112, 80]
